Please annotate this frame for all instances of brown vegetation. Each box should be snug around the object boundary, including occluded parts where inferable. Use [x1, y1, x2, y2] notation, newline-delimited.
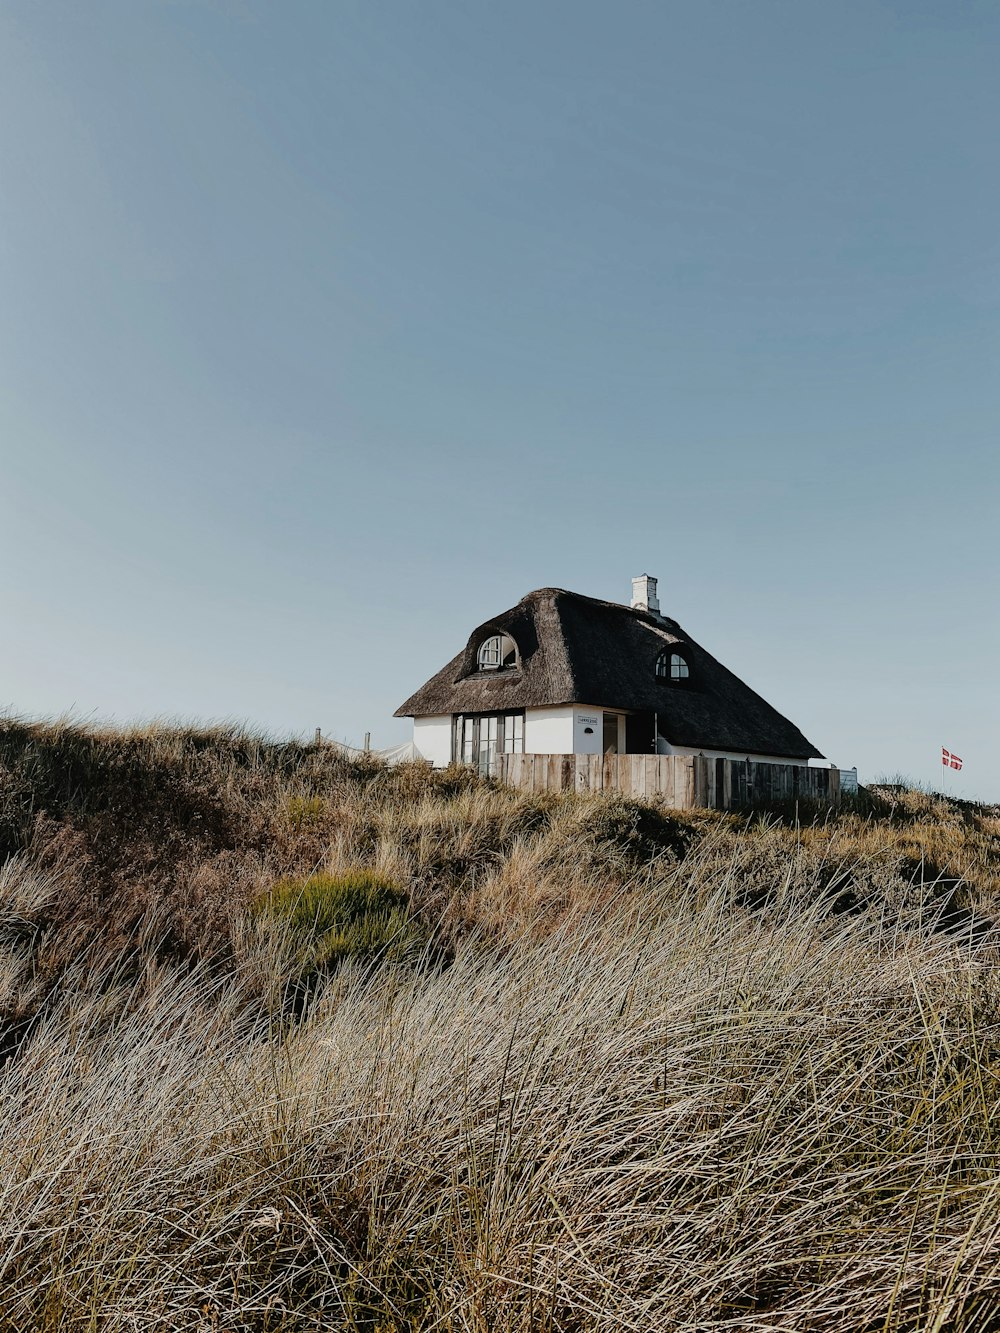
[2, 717, 1000, 1330]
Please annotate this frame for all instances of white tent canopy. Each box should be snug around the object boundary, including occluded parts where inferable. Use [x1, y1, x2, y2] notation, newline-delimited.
[327, 739, 425, 765]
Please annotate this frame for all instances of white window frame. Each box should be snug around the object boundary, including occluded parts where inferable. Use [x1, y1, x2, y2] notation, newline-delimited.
[477, 634, 517, 671]
[454, 712, 525, 774]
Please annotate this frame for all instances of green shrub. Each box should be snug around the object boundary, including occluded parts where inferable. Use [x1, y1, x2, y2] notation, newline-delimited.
[256, 869, 416, 970]
[284, 793, 327, 829]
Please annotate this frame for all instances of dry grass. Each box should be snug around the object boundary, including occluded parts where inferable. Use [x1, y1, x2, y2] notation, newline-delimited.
[2, 717, 1000, 1330]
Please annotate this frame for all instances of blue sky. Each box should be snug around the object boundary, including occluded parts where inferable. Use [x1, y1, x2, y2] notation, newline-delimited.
[1, 0, 997, 799]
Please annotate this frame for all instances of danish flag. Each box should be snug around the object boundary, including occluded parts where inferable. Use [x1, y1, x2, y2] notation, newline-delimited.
[942, 748, 963, 771]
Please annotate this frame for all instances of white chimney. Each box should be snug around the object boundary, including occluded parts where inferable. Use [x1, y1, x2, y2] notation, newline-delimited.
[631, 574, 660, 616]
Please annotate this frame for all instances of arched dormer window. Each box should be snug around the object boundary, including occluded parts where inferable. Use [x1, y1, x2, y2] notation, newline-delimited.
[656, 650, 690, 682]
[477, 633, 518, 671]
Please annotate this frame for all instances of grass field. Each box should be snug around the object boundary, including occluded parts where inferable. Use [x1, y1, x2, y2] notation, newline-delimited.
[2, 717, 1000, 1331]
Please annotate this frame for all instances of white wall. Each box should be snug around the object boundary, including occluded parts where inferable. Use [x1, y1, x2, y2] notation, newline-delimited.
[572, 706, 604, 755]
[416, 708, 602, 764]
[657, 739, 811, 766]
[412, 714, 452, 767]
[524, 705, 623, 755]
[524, 706, 575, 754]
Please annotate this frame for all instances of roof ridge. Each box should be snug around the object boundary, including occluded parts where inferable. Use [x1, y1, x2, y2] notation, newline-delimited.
[521, 585, 678, 623]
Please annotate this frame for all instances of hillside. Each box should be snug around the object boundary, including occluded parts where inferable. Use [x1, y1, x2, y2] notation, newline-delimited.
[2, 718, 1000, 1331]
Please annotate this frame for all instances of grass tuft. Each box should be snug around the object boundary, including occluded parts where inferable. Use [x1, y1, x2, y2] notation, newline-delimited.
[255, 868, 417, 971]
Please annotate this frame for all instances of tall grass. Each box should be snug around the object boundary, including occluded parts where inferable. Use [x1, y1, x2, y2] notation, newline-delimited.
[2, 718, 1000, 1329]
[4, 863, 1000, 1330]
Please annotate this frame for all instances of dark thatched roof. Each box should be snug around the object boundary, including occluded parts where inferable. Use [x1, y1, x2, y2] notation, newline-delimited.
[395, 588, 824, 760]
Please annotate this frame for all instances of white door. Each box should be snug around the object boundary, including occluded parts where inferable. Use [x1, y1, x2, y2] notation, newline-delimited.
[603, 713, 624, 754]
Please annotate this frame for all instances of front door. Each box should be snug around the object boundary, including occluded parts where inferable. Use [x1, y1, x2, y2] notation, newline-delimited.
[603, 712, 623, 754]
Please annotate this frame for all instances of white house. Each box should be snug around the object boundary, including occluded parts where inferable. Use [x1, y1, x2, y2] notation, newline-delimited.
[395, 576, 826, 776]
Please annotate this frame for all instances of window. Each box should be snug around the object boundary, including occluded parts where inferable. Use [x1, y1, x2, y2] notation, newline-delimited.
[459, 715, 475, 766]
[501, 712, 524, 753]
[455, 712, 524, 775]
[477, 633, 517, 670]
[656, 651, 690, 681]
[478, 714, 498, 771]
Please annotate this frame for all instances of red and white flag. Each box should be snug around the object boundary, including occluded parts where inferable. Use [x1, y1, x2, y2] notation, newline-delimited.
[942, 748, 963, 771]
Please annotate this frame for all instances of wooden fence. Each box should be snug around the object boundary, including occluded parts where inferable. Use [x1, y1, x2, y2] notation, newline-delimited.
[495, 753, 840, 810]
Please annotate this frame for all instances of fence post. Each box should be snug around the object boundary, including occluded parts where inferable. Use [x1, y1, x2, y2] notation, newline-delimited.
[698, 757, 714, 805]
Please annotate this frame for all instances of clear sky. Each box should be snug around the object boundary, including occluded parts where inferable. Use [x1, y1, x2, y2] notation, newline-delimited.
[2, 1, 998, 799]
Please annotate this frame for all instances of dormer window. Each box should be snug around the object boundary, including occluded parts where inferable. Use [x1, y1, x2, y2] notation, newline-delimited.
[656, 651, 689, 681]
[478, 633, 517, 671]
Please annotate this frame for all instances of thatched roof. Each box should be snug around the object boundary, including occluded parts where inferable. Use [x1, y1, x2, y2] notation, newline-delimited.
[395, 588, 824, 760]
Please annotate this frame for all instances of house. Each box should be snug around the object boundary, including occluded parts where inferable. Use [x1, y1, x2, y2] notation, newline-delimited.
[395, 576, 825, 776]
